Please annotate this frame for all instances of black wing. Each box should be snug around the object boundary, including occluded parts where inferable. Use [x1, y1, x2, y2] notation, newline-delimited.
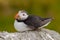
[24, 16, 42, 29]
[24, 15, 52, 29]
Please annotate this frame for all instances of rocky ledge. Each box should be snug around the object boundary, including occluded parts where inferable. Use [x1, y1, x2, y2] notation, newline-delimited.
[0, 28, 60, 40]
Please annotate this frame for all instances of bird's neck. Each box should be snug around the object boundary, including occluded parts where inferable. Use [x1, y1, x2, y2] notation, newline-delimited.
[16, 16, 29, 22]
[16, 19, 24, 22]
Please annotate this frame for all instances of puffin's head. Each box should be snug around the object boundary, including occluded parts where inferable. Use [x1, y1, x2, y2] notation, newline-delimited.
[15, 10, 29, 20]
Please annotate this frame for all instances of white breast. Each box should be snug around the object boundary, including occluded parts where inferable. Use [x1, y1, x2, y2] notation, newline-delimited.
[14, 20, 31, 32]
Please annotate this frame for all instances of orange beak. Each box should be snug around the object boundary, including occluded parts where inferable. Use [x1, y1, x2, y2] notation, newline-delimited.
[14, 13, 20, 20]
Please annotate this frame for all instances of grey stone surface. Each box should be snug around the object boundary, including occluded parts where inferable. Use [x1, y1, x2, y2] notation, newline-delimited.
[0, 28, 60, 40]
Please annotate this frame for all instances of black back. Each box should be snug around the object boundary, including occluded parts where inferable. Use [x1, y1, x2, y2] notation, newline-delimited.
[16, 15, 51, 30]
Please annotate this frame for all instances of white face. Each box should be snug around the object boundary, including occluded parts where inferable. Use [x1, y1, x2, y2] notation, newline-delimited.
[18, 10, 29, 20]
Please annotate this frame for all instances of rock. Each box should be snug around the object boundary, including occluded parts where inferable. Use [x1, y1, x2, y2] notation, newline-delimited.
[0, 28, 60, 40]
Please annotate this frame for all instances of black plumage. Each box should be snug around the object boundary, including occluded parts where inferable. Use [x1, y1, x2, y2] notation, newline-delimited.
[16, 15, 52, 30]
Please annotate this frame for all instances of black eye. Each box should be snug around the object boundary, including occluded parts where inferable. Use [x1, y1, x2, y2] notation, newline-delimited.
[23, 14, 25, 16]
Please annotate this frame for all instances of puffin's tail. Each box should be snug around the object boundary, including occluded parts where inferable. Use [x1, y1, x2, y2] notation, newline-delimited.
[40, 18, 52, 28]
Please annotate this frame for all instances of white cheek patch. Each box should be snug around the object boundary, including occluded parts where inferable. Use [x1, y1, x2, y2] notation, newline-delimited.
[20, 14, 29, 20]
[18, 11, 29, 20]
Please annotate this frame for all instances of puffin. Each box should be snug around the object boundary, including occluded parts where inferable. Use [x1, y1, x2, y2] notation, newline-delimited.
[14, 10, 52, 32]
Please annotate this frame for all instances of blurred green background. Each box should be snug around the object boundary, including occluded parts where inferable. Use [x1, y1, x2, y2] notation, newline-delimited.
[0, 0, 60, 33]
